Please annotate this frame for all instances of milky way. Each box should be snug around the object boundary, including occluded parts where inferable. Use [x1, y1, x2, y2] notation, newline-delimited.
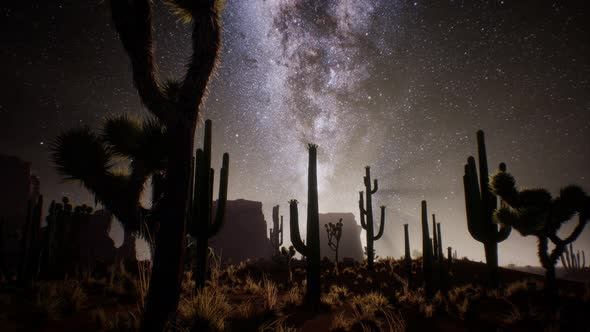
[1, 1, 589, 266]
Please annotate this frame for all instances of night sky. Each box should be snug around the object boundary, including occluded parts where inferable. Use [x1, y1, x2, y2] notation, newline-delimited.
[1, 0, 589, 266]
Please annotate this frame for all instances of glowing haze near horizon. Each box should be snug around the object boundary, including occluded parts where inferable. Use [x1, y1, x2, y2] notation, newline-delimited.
[1, 1, 589, 266]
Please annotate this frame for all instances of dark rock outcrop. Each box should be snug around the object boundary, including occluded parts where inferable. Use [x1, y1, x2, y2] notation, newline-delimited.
[209, 199, 273, 264]
[319, 213, 363, 262]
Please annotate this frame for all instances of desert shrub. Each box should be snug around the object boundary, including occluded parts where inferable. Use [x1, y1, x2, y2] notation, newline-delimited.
[176, 286, 231, 332]
[321, 285, 350, 308]
[284, 283, 303, 307]
[93, 308, 139, 331]
[261, 275, 279, 312]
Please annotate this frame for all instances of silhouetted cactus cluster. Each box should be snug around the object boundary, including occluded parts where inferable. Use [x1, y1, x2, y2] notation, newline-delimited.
[561, 243, 586, 272]
[186, 119, 229, 289]
[358, 166, 386, 271]
[39, 197, 94, 279]
[269, 205, 283, 255]
[491, 167, 590, 295]
[17, 194, 43, 284]
[289, 144, 321, 309]
[463, 130, 511, 289]
[280, 245, 296, 284]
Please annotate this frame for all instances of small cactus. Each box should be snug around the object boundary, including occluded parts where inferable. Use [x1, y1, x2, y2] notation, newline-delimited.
[269, 205, 283, 255]
[560, 243, 586, 272]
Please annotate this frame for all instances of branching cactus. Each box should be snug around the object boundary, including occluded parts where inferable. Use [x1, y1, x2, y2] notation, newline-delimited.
[325, 218, 343, 274]
[403, 224, 412, 286]
[421, 201, 434, 299]
[560, 243, 585, 271]
[463, 130, 511, 288]
[187, 119, 229, 289]
[289, 144, 321, 309]
[358, 166, 386, 271]
[491, 168, 589, 294]
[269, 205, 283, 255]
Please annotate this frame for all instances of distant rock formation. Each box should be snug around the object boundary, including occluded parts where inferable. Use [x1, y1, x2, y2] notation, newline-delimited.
[209, 199, 273, 264]
[0, 155, 38, 273]
[319, 213, 363, 262]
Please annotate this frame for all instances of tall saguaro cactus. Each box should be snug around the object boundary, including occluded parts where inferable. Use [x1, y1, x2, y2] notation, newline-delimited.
[358, 166, 386, 270]
[432, 214, 438, 261]
[403, 224, 412, 286]
[187, 119, 229, 289]
[421, 201, 434, 299]
[463, 130, 511, 289]
[269, 205, 283, 255]
[108, 1, 224, 329]
[289, 144, 321, 309]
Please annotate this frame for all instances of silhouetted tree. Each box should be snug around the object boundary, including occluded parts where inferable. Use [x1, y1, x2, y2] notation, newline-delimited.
[325, 218, 343, 274]
[491, 169, 589, 296]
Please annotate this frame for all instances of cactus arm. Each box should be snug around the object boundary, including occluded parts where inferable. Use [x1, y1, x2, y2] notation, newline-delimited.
[209, 153, 229, 237]
[494, 224, 512, 242]
[464, 159, 485, 243]
[279, 215, 283, 246]
[476, 130, 491, 209]
[372, 206, 386, 240]
[371, 179, 378, 194]
[359, 191, 367, 229]
[289, 200, 309, 256]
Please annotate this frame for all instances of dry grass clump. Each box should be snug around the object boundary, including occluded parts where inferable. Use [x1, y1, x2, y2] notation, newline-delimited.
[261, 275, 279, 312]
[92, 308, 139, 331]
[330, 291, 404, 332]
[258, 317, 298, 332]
[33, 279, 88, 322]
[176, 286, 231, 332]
[321, 285, 350, 308]
[447, 284, 482, 319]
[284, 283, 303, 307]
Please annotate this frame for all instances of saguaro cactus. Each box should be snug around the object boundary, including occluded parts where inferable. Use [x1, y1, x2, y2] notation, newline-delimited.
[269, 205, 283, 255]
[358, 166, 386, 271]
[463, 130, 511, 288]
[289, 144, 321, 309]
[436, 222, 446, 291]
[404, 224, 412, 286]
[421, 201, 434, 298]
[188, 119, 229, 289]
[432, 215, 438, 261]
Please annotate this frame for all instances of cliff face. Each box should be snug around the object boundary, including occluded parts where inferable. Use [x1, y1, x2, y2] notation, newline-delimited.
[319, 213, 363, 262]
[209, 199, 273, 264]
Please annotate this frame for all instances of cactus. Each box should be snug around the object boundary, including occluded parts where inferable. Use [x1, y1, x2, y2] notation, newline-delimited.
[358, 166, 386, 271]
[269, 205, 283, 255]
[18, 195, 43, 284]
[403, 224, 412, 286]
[463, 130, 512, 288]
[187, 119, 229, 289]
[491, 168, 590, 295]
[432, 215, 438, 261]
[447, 246, 453, 271]
[325, 218, 343, 274]
[436, 222, 446, 291]
[289, 144, 321, 309]
[561, 243, 586, 272]
[421, 201, 434, 299]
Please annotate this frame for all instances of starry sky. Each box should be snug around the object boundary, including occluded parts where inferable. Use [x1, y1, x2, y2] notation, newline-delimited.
[1, 0, 589, 266]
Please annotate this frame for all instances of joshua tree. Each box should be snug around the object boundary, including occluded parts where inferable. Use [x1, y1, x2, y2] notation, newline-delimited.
[358, 166, 386, 271]
[561, 243, 586, 271]
[52, 0, 224, 328]
[325, 218, 343, 274]
[463, 130, 512, 289]
[186, 119, 229, 289]
[281, 245, 296, 284]
[491, 169, 589, 295]
[421, 201, 434, 299]
[403, 224, 412, 286]
[289, 144, 321, 309]
[269, 205, 283, 255]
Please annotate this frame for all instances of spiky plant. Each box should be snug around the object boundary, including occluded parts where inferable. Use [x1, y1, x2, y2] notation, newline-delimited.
[560, 243, 586, 272]
[491, 169, 590, 295]
[358, 166, 386, 271]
